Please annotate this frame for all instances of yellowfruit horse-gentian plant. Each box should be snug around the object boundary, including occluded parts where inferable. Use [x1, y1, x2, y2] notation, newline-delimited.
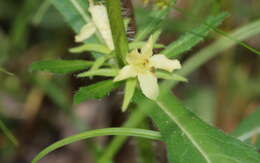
[74, 0, 181, 101]
[114, 36, 181, 100]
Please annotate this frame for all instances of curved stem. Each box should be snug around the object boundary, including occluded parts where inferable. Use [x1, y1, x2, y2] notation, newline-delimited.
[31, 128, 161, 163]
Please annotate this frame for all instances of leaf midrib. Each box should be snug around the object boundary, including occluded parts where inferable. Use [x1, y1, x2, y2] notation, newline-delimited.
[156, 101, 212, 163]
[69, 0, 90, 22]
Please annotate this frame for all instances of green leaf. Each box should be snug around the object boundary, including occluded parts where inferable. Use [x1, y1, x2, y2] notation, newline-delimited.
[184, 87, 215, 124]
[73, 80, 120, 104]
[130, 30, 162, 50]
[232, 108, 260, 142]
[156, 71, 188, 82]
[175, 18, 260, 80]
[77, 69, 118, 78]
[135, 90, 260, 163]
[213, 28, 260, 55]
[171, 74, 188, 82]
[69, 43, 111, 54]
[31, 128, 161, 163]
[32, 0, 51, 25]
[135, 7, 172, 41]
[51, 0, 89, 32]
[163, 12, 228, 58]
[129, 42, 165, 50]
[89, 56, 107, 72]
[30, 60, 93, 74]
[122, 79, 137, 112]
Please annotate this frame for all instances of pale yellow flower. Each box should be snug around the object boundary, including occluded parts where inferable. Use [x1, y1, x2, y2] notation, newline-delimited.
[114, 36, 181, 100]
[75, 1, 114, 50]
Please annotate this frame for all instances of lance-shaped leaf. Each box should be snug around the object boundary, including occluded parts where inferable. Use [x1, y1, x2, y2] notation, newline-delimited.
[30, 60, 93, 74]
[129, 42, 165, 50]
[163, 12, 229, 58]
[232, 108, 260, 146]
[51, 0, 89, 32]
[89, 56, 108, 72]
[77, 68, 118, 78]
[134, 91, 260, 163]
[156, 71, 188, 82]
[69, 43, 111, 54]
[74, 80, 120, 104]
[122, 79, 137, 112]
[135, 1, 176, 41]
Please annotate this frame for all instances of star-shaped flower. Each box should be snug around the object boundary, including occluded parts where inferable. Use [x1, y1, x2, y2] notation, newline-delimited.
[113, 36, 181, 100]
[75, 0, 114, 50]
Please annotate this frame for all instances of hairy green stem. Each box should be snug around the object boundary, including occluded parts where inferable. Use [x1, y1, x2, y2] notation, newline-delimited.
[106, 0, 129, 66]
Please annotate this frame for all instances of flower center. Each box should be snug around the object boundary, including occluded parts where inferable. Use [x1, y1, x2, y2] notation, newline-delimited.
[133, 59, 153, 74]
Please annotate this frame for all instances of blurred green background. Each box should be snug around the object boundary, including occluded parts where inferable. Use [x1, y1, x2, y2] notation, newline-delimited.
[0, 0, 259, 162]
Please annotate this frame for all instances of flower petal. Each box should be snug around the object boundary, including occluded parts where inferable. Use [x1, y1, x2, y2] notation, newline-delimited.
[89, 5, 114, 50]
[138, 72, 159, 100]
[150, 54, 181, 72]
[126, 49, 142, 65]
[75, 22, 96, 42]
[113, 65, 137, 82]
[141, 35, 154, 58]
